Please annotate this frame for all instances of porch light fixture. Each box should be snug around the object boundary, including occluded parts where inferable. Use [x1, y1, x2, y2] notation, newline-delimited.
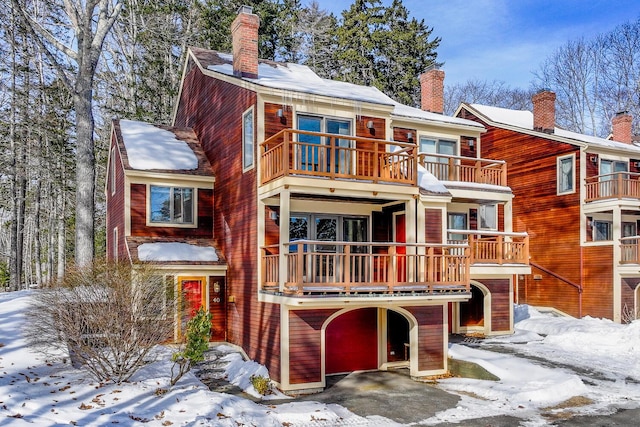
[468, 138, 475, 148]
[366, 120, 374, 129]
[407, 132, 413, 141]
[276, 108, 284, 118]
[590, 155, 598, 164]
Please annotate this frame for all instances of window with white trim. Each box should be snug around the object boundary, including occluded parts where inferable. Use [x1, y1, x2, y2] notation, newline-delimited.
[593, 220, 612, 241]
[110, 147, 116, 195]
[479, 204, 497, 230]
[557, 154, 575, 194]
[150, 186, 194, 224]
[242, 107, 254, 170]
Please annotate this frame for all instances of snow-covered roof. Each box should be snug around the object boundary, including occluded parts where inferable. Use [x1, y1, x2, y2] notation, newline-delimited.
[195, 48, 482, 130]
[469, 103, 640, 153]
[138, 242, 219, 262]
[119, 119, 199, 170]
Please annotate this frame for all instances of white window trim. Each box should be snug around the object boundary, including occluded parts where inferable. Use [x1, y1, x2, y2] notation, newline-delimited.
[242, 106, 255, 172]
[557, 153, 576, 195]
[110, 146, 116, 196]
[146, 184, 198, 228]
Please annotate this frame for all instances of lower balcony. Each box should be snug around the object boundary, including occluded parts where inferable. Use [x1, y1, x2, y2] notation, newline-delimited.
[261, 241, 471, 297]
[621, 236, 640, 264]
[447, 230, 530, 265]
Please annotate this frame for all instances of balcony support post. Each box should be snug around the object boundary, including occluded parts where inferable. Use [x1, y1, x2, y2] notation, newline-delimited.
[278, 189, 291, 293]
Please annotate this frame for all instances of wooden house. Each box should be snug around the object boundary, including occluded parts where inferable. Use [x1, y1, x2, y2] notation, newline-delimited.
[458, 92, 640, 322]
[106, 6, 530, 393]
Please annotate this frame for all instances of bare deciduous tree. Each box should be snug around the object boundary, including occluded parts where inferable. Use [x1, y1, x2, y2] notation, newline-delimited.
[26, 260, 175, 383]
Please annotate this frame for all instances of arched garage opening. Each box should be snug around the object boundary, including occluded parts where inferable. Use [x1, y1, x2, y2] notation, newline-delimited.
[324, 308, 413, 375]
[325, 308, 378, 374]
[460, 285, 485, 327]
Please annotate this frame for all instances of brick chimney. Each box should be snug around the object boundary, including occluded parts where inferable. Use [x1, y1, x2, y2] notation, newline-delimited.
[532, 90, 556, 134]
[612, 111, 632, 144]
[420, 66, 445, 114]
[231, 6, 259, 78]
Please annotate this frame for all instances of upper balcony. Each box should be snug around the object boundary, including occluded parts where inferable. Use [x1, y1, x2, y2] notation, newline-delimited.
[585, 172, 640, 203]
[620, 236, 640, 264]
[260, 129, 508, 189]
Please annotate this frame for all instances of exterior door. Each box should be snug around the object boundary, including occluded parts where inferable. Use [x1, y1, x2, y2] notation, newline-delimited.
[314, 216, 338, 281]
[325, 308, 378, 374]
[394, 213, 406, 283]
[179, 277, 206, 339]
[208, 277, 226, 341]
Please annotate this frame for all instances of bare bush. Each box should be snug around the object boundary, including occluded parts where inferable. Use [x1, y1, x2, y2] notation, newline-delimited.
[26, 259, 175, 383]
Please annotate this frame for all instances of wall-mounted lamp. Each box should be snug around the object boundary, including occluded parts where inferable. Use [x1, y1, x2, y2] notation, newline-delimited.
[276, 108, 286, 124]
[269, 210, 279, 221]
[468, 138, 475, 149]
[407, 132, 414, 141]
[589, 155, 598, 164]
[366, 120, 374, 129]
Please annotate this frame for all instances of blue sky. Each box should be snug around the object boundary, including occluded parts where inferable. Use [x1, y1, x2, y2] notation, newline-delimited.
[320, 0, 640, 88]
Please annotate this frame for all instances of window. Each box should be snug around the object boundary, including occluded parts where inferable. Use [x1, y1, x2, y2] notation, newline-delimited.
[288, 214, 368, 252]
[447, 212, 468, 241]
[110, 147, 116, 195]
[557, 154, 575, 194]
[296, 115, 352, 173]
[623, 222, 637, 238]
[593, 220, 612, 241]
[600, 159, 627, 178]
[243, 107, 254, 170]
[419, 137, 457, 179]
[479, 204, 497, 230]
[150, 186, 194, 224]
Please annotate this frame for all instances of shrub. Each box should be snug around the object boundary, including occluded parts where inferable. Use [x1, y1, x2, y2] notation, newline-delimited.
[170, 307, 212, 386]
[250, 375, 272, 395]
[26, 259, 175, 383]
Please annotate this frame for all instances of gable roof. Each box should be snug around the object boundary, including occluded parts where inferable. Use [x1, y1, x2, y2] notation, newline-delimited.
[463, 103, 640, 154]
[189, 47, 483, 130]
[112, 119, 213, 176]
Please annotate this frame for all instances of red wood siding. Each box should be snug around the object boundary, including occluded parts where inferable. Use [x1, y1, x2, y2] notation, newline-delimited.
[356, 116, 385, 139]
[621, 278, 640, 321]
[106, 134, 127, 261]
[173, 65, 282, 382]
[325, 308, 378, 374]
[288, 309, 337, 384]
[393, 126, 416, 144]
[425, 209, 443, 243]
[265, 103, 292, 138]
[129, 184, 213, 238]
[482, 279, 511, 332]
[404, 305, 445, 371]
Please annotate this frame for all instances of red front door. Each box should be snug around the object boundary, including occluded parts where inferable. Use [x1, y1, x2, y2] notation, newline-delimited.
[179, 277, 205, 338]
[395, 213, 407, 283]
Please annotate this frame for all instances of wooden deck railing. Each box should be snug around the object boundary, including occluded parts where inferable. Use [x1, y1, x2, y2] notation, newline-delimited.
[261, 241, 471, 296]
[620, 236, 640, 264]
[418, 153, 507, 187]
[585, 172, 640, 202]
[447, 230, 529, 265]
[260, 129, 417, 185]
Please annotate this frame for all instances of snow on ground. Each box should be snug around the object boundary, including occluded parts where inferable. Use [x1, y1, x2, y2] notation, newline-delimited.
[2, 290, 640, 426]
[422, 305, 640, 426]
[0, 291, 389, 426]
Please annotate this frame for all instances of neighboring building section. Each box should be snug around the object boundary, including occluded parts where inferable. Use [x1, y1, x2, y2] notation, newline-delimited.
[458, 95, 640, 322]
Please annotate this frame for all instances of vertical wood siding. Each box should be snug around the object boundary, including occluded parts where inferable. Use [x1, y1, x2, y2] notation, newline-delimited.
[264, 102, 292, 138]
[208, 276, 226, 341]
[106, 135, 127, 261]
[425, 209, 443, 243]
[481, 279, 511, 332]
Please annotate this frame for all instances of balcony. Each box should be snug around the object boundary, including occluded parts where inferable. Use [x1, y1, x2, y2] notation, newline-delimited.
[419, 154, 507, 187]
[261, 241, 470, 296]
[260, 129, 508, 188]
[620, 236, 640, 264]
[585, 172, 640, 202]
[447, 230, 529, 265]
